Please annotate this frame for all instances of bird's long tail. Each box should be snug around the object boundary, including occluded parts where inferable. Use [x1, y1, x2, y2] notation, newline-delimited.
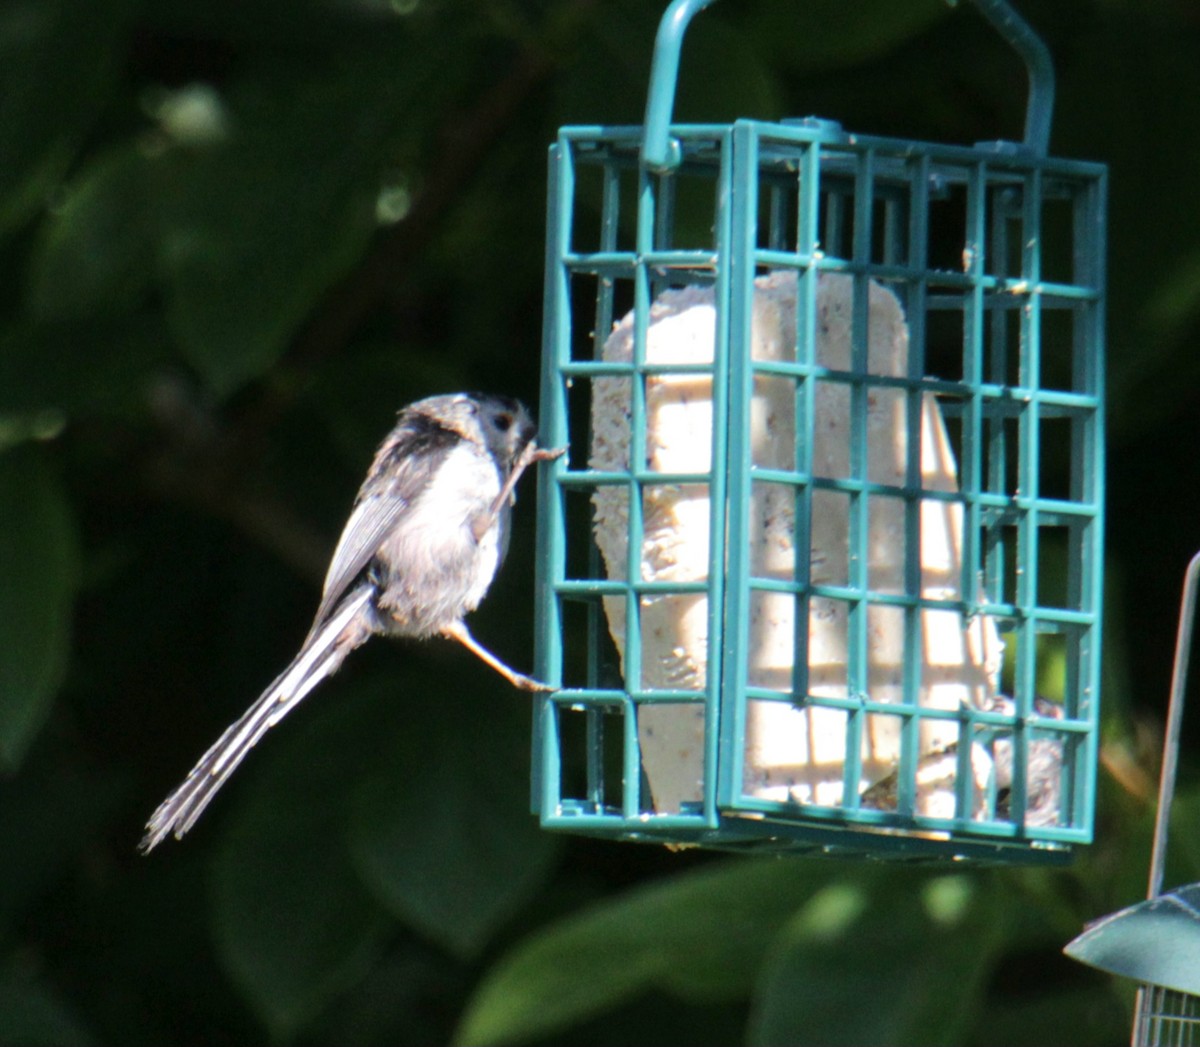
[140, 585, 374, 853]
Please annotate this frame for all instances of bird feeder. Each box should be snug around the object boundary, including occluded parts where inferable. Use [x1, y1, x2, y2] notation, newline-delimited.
[533, 0, 1106, 861]
[1065, 553, 1200, 1044]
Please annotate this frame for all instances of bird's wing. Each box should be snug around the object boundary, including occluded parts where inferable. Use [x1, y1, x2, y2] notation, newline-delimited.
[308, 413, 464, 636]
[308, 494, 407, 635]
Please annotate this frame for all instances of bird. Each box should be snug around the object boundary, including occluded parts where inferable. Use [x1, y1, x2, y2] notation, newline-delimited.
[140, 392, 562, 852]
[859, 694, 1063, 827]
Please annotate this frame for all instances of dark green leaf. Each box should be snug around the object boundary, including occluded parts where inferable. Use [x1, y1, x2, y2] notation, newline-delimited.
[348, 681, 560, 960]
[748, 872, 1007, 1047]
[965, 981, 1129, 1047]
[455, 858, 852, 1047]
[558, 6, 781, 128]
[26, 146, 156, 321]
[1053, 10, 1200, 438]
[209, 677, 394, 1040]
[673, 13, 782, 124]
[0, 739, 124, 929]
[0, 0, 133, 232]
[0, 443, 78, 769]
[0, 316, 173, 417]
[552, 4, 659, 126]
[0, 967, 94, 1047]
[740, 0, 950, 78]
[154, 51, 430, 395]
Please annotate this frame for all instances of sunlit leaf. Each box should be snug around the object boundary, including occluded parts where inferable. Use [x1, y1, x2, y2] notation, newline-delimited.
[455, 859, 852, 1046]
[155, 49, 434, 396]
[748, 873, 1006, 1046]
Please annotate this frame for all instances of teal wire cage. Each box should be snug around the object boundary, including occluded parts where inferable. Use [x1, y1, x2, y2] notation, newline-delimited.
[533, 0, 1106, 862]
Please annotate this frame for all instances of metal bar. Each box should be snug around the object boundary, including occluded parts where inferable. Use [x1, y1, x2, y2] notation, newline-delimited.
[900, 152, 931, 817]
[843, 147, 875, 804]
[717, 120, 758, 811]
[1146, 551, 1200, 900]
[532, 139, 574, 814]
[1135, 552, 1200, 1045]
[703, 124, 736, 825]
[961, 161, 987, 619]
[792, 140, 821, 710]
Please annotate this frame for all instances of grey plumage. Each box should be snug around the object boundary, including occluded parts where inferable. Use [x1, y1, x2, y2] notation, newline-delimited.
[140, 392, 556, 852]
[859, 694, 1064, 827]
[993, 695, 1064, 828]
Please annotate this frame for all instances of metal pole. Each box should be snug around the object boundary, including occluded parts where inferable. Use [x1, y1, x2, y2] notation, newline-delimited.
[1132, 550, 1200, 1045]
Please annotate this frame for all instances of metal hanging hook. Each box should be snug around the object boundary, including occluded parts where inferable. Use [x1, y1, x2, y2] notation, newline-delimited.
[966, 0, 1055, 156]
[640, 0, 1056, 171]
[641, 0, 718, 172]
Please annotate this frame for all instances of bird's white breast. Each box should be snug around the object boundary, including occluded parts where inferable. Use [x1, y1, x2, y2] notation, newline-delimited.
[376, 439, 504, 635]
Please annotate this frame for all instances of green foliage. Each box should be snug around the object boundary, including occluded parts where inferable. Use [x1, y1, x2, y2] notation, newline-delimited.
[209, 680, 395, 1041]
[455, 857, 1138, 1047]
[0, 1, 1196, 1045]
[0, 0, 136, 233]
[739, 0, 951, 77]
[747, 874, 1004, 1047]
[153, 53, 423, 394]
[457, 859, 813, 1045]
[0, 968, 95, 1047]
[27, 147, 157, 322]
[0, 443, 79, 768]
[347, 683, 561, 960]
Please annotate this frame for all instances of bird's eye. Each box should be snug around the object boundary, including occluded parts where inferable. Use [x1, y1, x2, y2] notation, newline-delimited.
[493, 412, 513, 432]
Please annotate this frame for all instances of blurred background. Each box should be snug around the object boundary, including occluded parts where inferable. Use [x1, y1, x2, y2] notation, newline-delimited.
[2, 0, 1199, 1043]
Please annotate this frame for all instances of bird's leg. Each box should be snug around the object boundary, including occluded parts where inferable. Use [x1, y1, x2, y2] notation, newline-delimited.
[440, 618, 552, 692]
[471, 442, 566, 543]
[488, 441, 566, 519]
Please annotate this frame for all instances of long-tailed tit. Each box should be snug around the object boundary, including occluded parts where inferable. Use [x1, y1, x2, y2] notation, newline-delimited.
[140, 392, 561, 852]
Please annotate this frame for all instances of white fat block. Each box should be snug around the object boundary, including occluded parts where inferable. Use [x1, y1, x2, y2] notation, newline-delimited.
[590, 272, 1003, 816]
